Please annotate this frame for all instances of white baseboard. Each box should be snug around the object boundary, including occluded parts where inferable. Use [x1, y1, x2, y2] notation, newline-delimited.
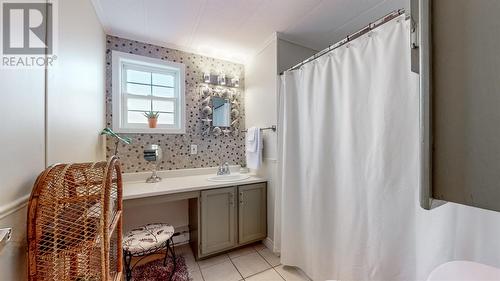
[0, 194, 30, 220]
[172, 225, 190, 245]
[263, 237, 274, 251]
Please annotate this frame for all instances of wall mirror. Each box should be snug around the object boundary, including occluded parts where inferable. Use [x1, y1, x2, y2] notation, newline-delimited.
[212, 97, 231, 127]
[200, 86, 241, 136]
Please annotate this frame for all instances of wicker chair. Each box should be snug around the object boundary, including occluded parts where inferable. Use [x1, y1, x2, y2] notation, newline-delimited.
[27, 156, 123, 281]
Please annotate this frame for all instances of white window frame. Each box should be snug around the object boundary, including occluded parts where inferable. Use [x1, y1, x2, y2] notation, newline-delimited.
[112, 51, 186, 134]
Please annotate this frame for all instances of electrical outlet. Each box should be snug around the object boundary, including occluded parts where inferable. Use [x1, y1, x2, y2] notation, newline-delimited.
[190, 144, 198, 155]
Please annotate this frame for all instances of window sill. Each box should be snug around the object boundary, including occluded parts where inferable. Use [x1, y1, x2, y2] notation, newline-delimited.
[112, 127, 186, 134]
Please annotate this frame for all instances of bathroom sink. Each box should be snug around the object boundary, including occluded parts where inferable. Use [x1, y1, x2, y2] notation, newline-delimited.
[207, 174, 251, 182]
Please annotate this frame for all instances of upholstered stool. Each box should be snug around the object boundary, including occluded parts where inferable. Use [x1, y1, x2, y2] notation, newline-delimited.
[123, 223, 178, 281]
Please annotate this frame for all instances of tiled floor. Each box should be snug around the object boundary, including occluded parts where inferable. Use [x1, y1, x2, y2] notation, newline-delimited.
[177, 242, 311, 281]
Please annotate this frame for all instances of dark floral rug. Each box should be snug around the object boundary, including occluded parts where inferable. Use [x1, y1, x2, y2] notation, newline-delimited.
[132, 255, 190, 281]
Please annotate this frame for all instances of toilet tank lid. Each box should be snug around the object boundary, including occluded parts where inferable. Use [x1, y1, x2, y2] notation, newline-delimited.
[427, 261, 500, 281]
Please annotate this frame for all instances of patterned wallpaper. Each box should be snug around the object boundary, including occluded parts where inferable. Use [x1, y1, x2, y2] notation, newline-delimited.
[105, 35, 246, 173]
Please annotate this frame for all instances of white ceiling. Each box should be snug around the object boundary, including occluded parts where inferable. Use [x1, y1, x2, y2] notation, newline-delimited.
[91, 0, 408, 63]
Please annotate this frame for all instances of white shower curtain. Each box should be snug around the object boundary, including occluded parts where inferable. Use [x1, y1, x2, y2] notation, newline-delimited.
[276, 16, 500, 281]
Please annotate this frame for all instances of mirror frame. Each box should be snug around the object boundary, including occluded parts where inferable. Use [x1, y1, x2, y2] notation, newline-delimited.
[200, 85, 241, 136]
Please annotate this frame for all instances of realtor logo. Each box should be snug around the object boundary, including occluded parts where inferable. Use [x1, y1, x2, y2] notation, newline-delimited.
[3, 2, 52, 54]
[1, 0, 57, 68]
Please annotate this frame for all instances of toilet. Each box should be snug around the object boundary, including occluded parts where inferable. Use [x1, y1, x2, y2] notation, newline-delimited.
[427, 261, 500, 281]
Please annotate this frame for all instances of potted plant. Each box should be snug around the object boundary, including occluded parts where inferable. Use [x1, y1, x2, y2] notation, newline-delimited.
[143, 111, 160, 128]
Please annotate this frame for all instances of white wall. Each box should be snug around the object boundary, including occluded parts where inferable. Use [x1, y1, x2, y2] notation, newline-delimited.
[47, 0, 106, 164]
[0, 0, 106, 279]
[245, 34, 315, 247]
[246, 37, 278, 160]
[245, 36, 278, 245]
[0, 18, 46, 281]
[0, 69, 45, 212]
[277, 36, 317, 74]
[123, 200, 189, 233]
[245, 36, 316, 162]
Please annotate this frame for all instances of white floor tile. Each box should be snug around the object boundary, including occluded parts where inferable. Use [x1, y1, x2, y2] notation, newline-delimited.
[190, 269, 204, 281]
[201, 260, 242, 281]
[186, 261, 201, 276]
[232, 252, 271, 278]
[258, 248, 281, 267]
[198, 253, 230, 269]
[228, 246, 256, 259]
[176, 245, 198, 272]
[181, 250, 195, 261]
[186, 257, 198, 270]
[245, 269, 284, 281]
[274, 265, 311, 281]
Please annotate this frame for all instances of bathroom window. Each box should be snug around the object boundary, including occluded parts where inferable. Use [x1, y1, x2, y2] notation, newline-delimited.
[112, 51, 186, 134]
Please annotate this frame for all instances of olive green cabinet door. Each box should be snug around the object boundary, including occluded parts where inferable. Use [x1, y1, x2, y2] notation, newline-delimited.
[238, 183, 267, 244]
[200, 187, 237, 255]
[414, 0, 500, 211]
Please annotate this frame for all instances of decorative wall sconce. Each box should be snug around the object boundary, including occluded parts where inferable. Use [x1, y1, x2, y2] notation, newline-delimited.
[203, 72, 211, 83]
[218, 74, 226, 86]
[231, 77, 239, 88]
[202, 72, 239, 88]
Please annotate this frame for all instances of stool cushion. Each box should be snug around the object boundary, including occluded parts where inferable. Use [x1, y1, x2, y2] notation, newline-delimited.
[123, 223, 175, 255]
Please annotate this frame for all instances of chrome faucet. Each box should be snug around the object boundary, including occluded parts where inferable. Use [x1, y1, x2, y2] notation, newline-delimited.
[217, 162, 231, 176]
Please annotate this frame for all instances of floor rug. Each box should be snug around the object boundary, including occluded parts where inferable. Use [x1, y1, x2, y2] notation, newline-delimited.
[132, 255, 190, 281]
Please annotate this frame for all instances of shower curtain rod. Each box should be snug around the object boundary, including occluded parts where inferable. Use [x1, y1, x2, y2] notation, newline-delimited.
[281, 9, 408, 74]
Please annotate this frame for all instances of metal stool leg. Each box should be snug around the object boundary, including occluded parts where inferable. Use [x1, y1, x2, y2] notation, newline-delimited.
[169, 237, 177, 271]
[162, 237, 177, 281]
[163, 239, 170, 266]
[124, 251, 133, 281]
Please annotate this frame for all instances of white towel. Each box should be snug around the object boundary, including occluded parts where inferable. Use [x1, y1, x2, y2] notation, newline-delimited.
[246, 127, 262, 169]
[246, 127, 258, 152]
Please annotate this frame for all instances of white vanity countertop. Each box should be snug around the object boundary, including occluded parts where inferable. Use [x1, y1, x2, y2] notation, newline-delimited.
[122, 166, 266, 200]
